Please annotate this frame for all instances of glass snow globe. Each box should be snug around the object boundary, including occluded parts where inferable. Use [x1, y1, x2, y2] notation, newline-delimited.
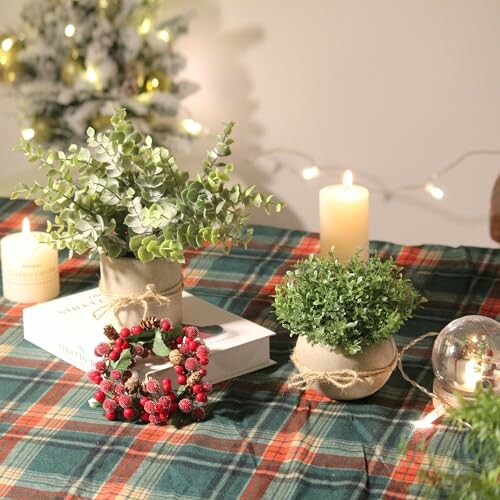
[432, 315, 500, 408]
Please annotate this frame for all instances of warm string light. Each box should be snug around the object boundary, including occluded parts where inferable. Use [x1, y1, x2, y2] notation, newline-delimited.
[256, 148, 500, 202]
[138, 17, 152, 35]
[157, 30, 171, 43]
[64, 24, 75, 38]
[21, 128, 35, 140]
[1, 37, 14, 52]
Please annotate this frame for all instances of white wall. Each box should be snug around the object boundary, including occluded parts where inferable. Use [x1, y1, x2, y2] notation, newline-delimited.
[1, 0, 499, 248]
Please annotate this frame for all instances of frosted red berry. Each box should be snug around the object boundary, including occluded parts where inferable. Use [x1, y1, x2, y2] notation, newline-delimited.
[95, 342, 111, 356]
[184, 326, 199, 338]
[178, 398, 193, 413]
[100, 379, 114, 394]
[196, 345, 209, 358]
[123, 408, 136, 421]
[103, 399, 117, 412]
[110, 369, 122, 381]
[184, 357, 199, 372]
[133, 344, 145, 356]
[114, 384, 126, 395]
[144, 400, 156, 414]
[179, 343, 191, 354]
[95, 360, 107, 373]
[108, 350, 119, 362]
[94, 390, 106, 403]
[145, 378, 161, 393]
[162, 378, 172, 392]
[159, 396, 171, 408]
[149, 414, 161, 425]
[131, 325, 143, 335]
[195, 393, 207, 403]
[188, 340, 198, 352]
[160, 319, 171, 331]
[120, 327, 131, 338]
[202, 382, 213, 394]
[192, 407, 206, 421]
[104, 411, 116, 421]
[118, 394, 133, 408]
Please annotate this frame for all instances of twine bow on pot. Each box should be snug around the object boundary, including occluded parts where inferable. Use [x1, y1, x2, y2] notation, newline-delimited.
[288, 348, 398, 391]
[93, 280, 183, 323]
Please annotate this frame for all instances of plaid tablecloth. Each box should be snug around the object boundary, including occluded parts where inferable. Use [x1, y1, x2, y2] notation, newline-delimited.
[0, 198, 499, 500]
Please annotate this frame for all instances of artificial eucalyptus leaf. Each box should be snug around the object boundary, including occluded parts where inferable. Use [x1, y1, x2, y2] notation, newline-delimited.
[12, 108, 284, 263]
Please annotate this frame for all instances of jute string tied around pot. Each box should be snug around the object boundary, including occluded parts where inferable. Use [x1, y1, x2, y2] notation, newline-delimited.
[289, 348, 398, 391]
[93, 280, 184, 323]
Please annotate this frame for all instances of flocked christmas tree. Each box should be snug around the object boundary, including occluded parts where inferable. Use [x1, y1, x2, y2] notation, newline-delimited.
[0, 0, 201, 149]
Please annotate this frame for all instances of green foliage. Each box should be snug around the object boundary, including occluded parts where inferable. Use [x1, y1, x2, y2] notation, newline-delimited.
[12, 108, 283, 263]
[273, 252, 425, 354]
[425, 388, 500, 499]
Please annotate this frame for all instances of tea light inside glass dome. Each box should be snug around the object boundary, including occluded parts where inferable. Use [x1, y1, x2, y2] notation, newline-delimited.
[431, 315, 500, 408]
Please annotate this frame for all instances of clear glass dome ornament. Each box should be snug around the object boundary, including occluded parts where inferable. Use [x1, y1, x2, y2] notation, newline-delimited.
[432, 315, 500, 406]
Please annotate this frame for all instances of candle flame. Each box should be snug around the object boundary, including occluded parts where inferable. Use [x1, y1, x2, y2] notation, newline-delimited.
[22, 217, 31, 237]
[342, 169, 353, 188]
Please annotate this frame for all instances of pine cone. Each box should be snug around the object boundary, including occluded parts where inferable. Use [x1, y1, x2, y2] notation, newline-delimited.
[169, 349, 185, 366]
[140, 316, 161, 330]
[187, 370, 202, 386]
[103, 324, 119, 341]
[124, 376, 141, 394]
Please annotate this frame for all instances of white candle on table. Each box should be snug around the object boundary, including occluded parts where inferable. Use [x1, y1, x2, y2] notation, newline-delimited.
[1, 218, 60, 303]
[319, 170, 369, 263]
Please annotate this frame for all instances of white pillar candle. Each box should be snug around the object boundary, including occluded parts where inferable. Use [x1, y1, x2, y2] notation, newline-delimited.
[1, 218, 60, 303]
[319, 170, 369, 263]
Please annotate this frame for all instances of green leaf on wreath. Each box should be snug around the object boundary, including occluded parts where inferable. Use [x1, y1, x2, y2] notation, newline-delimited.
[152, 329, 171, 356]
[110, 348, 133, 370]
[126, 330, 155, 343]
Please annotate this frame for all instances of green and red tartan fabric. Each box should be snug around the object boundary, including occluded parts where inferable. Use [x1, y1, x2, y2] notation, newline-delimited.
[0, 199, 499, 499]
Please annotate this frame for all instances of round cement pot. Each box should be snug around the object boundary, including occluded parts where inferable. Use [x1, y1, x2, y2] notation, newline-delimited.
[99, 256, 183, 328]
[294, 335, 397, 400]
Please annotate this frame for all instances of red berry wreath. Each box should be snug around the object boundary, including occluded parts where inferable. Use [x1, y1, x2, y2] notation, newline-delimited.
[87, 317, 211, 425]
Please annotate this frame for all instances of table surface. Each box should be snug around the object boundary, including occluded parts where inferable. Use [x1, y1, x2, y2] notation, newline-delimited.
[0, 199, 499, 500]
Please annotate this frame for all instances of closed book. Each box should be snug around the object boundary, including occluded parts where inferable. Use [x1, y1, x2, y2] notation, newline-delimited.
[23, 288, 276, 384]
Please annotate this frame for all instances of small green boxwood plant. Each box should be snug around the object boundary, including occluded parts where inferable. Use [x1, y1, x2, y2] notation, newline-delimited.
[13, 108, 283, 263]
[273, 252, 425, 354]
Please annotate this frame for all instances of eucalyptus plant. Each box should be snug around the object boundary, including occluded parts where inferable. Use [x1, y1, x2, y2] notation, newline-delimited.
[13, 108, 283, 263]
[273, 252, 425, 354]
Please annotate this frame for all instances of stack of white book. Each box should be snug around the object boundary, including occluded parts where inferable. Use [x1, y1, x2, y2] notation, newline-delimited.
[23, 289, 276, 384]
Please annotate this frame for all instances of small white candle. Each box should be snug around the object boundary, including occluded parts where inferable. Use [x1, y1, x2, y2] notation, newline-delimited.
[1, 218, 60, 303]
[319, 170, 369, 263]
[462, 358, 481, 392]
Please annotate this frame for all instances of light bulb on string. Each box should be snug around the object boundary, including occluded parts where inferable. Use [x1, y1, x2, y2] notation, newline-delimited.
[138, 18, 152, 35]
[157, 30, 170, 43]
[64, 24, 76, 38]
[302, 166, 320, 180]
[1, 37, 14, 52]
[425, 181, 444, 200]
[180, 118, 203, 137]
[21, 128, 35, 141]
[83, 65, 102, 91]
